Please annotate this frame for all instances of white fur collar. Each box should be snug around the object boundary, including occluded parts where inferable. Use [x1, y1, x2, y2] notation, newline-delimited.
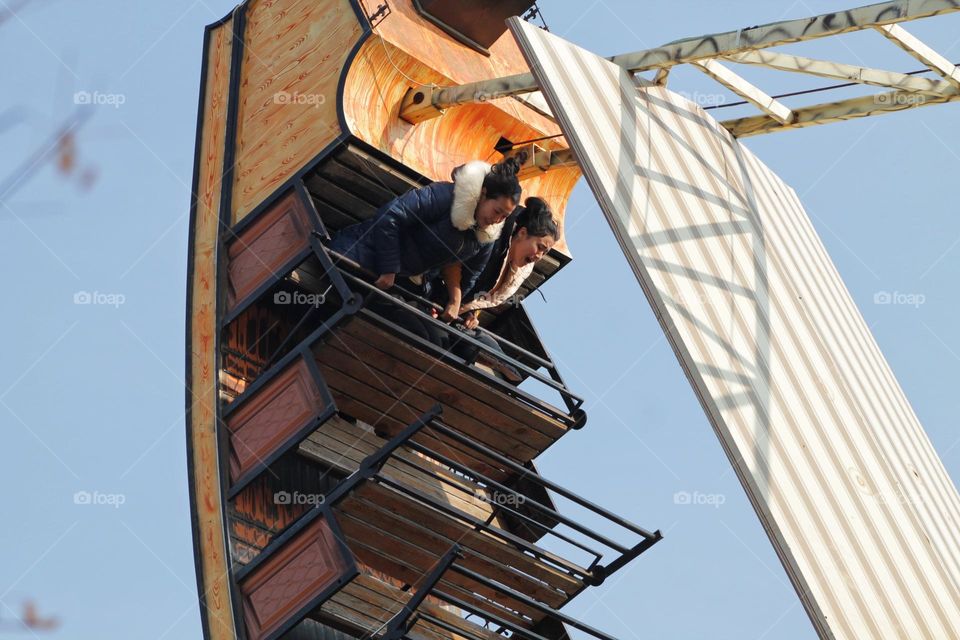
[449, 160, 504, 244]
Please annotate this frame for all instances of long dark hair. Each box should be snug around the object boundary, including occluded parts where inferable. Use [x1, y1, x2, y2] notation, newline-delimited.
[515, 197, 559, 240]
[482, 151, 528, 201]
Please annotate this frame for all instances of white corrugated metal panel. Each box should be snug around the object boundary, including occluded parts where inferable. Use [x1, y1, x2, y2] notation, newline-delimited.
[509, 18, 960, 639]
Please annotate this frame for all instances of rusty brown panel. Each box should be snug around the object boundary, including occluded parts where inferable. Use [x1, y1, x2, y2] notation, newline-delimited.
[225, 358, 328, 482]
[239, 515, 352, 640]
[368, 0, 541, 99]
[415, 0, 535, 50]
[226, 189, 312, 312]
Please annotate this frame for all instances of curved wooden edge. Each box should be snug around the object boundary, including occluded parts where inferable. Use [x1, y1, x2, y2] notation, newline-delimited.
[186, 14, 240, 640]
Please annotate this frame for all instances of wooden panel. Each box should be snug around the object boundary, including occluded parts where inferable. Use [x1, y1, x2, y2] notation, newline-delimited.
[232, 0, 363, 222]
[317, 391, 509, 480]
[334, 317, 567, 450]
[339, 508, 565, 611]
[226, 357, 329, 482]
[314, 345, 545, 460]
[298, 415, 501, 522]
[320, 571, 508, 640]
[297, 421, 578, 609]
[323, 334, 551, 444]
[304, 173, 378, 223]
[342, 528, 539, 628]
[343, 482, 583, 595]
[317, 156, 397, 205]
[240, 515, 352, 640]
[512, 19, 960, 640]
[187, 18, 237, 640]
[226, 189, 313, 311]
[335, 144, 425, 195]
[318, 576, 425, 640]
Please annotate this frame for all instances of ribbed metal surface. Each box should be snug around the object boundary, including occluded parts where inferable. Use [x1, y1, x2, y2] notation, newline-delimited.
[510, 18, 960, 640]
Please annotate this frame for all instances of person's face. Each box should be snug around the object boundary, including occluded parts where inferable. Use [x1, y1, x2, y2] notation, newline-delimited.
[474, 190, 517, 228]
[510, 227, 556, 268]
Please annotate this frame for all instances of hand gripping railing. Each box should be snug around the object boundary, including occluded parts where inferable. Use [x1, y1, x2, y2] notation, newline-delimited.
[320, 240, 586, 427]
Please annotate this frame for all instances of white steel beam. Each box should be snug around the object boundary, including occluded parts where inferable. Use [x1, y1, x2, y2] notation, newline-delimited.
[876, 23, 960, 88]
[722, 85, 960, 137]
[692, 58, 795, 124]
[406, 0, 960, 118]
[611, 0, 960, 72]
[724, 50, 953, 95]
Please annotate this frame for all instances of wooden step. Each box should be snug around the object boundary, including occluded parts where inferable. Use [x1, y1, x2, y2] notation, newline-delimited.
[298, 416, 501, 523]
[341, 482, 582, 599]
[297, 416, 584, 613]
[318, 569, 512, 640]
[312, 316, 568, 469]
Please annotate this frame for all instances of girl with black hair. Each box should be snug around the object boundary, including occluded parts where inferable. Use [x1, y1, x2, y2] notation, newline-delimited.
[458, 197, 559, 328]
[328, 155, 525, 321]
[439, 197, 560, 382]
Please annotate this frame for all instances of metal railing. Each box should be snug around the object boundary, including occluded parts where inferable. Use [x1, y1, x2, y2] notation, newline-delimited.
[322, 242, 586, 426]
[240, 406, 661, 640]
[322, 405, 661, 590]
[220, 230, 586, 429]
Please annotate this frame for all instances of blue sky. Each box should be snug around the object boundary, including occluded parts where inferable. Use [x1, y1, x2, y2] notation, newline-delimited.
[1, 1, 958, 638]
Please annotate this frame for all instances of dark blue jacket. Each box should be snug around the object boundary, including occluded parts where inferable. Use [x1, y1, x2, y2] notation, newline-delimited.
[429, 208, 520, 308]
[328, 181, 494, 295]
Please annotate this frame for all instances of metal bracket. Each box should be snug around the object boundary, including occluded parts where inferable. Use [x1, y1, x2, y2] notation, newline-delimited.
[522, 3, 550, 32]
[381, 543, 463, 640]
[367, 2, 390, 28]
